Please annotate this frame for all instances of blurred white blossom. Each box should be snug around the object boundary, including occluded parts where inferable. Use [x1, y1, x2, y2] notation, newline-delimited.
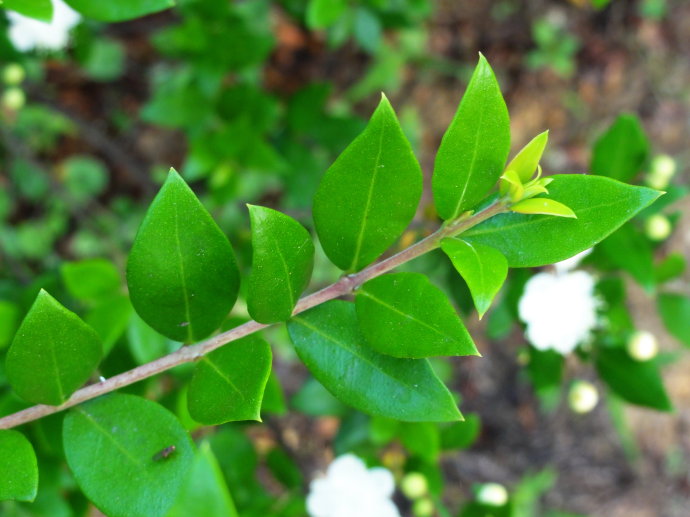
[307, 454, 400, 517]
[476, 482, 509, 506]
[518, 252, 598, 355]
[7, 0, 81, 52]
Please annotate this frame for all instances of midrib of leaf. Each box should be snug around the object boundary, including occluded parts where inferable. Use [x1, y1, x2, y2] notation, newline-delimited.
[75, 408, 150, 475]
[349, 119, 387, 271]
[450, 98, 487, 220]
[48, 342, 66, 403]
[268, 233, 295, 308]
[358, 289, 458, 343]
[292, 316, 442, 403]
[172, 192, 193, 343]
[200, 356, 245, 400]
[465, 197, 638, 238]
[457, 240, 486, 293]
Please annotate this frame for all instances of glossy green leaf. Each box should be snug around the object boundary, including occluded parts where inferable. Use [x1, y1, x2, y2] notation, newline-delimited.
[0, 300, 19, 350]
[433, 54, 511, 220]
[595, 348, 672, 411]
[63, 393, 194, 517]
[64, 0, 174, 22]
[591, 114, 649, 182]
[127, 169, 240, 342]
[61, 259, 120, 303]
[187, 335, 272, 425]
[355, 273, 477, 357]
[0, 430, 38, 502]
[441, 239, 508, 318]
[506, 131, 549, 182]
[6, 290, 102, 405]
[166, 442, 238, 517]
[658, 294, 690, 347]
[2, 0, 52, 21]
[247, 205, 314, 323]
[313, 95, 422, 271]
[464, 174, 661, 267]
[512, 198, 576, 218]
[288, 301, 461, 422]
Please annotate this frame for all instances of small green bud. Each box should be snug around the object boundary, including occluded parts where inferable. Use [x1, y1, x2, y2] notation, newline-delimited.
[3, 63, 25, 86]
[627, 330, 658, 361]
[646, 154, 676, 190]
[568, 380, 599, 414]
[412, 497, 434, 517]
[401, 472, 428, 499]
[512, 198, 576, 218]
[645, 214, 672, 241]
[2, 87, 26, 111]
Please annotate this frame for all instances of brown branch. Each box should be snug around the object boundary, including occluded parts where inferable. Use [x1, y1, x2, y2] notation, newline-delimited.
[0, 201, 507, 430]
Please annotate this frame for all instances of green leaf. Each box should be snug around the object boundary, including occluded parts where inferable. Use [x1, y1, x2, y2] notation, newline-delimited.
[463, 174, 662, 267]
[63, 393, 195, 517]
[61, 258, 121, 303]
[306, 0, 347, 28]
[127, 312, 178, 365]
[355, 273, 477, 357]
[6, 290, 102, 405]
[595, 348, 672, 411]
[655, 253, 685, 284]
[166, 441, 238, 517]
[0, 430, 38, 502]
[596, 224, 655, 291]
[64, 0, 174, 22]
[591, 114, 649, 182]
[187, 335, 272, 425]
[441, 239, 508, 318]
[440, 413, 481, 450]
[127, 169, 240, 342]
[313, 95, 422, 271]
[247, 205, 314, 324]
[2, 0, 52, 21]
[287, 301, 462, 422]
[658, 294, 690, 347]
[85, 294, 133, 355]
[291, 377, 349, 417]
[0, 300, 19, 350]
[432, 54, 511, 220]
[505, 131, 549, 182]
[511, 198, 576, 218]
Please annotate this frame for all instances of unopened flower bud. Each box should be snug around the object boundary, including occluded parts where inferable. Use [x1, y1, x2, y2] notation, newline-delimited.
[3, 63, 25, 85]
[412, 498, 434, 517]
[476, 483, 509, 507]
[568, 380, 599, 414]
[627, 330, 658, 361]
[646, 155, 676, 190]
[2, 87, 25, 111]
[645, 214, 672, 241]
[401, 472, 428, 499]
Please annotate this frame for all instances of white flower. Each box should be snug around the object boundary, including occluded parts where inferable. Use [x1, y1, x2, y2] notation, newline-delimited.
[518, 268, 599, 355]
[7, 0, 81, 52]
[568, 380, 599, 413]
[553, 248, 592, 273]
[476, 483, 509, 506]
[307, 454, 400, 517]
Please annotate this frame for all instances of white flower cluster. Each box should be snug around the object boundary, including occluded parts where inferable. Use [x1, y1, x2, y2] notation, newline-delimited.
[7, 0, 81, 52]
[307, 454, 400, 517]
[518, 249, 598, 355]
